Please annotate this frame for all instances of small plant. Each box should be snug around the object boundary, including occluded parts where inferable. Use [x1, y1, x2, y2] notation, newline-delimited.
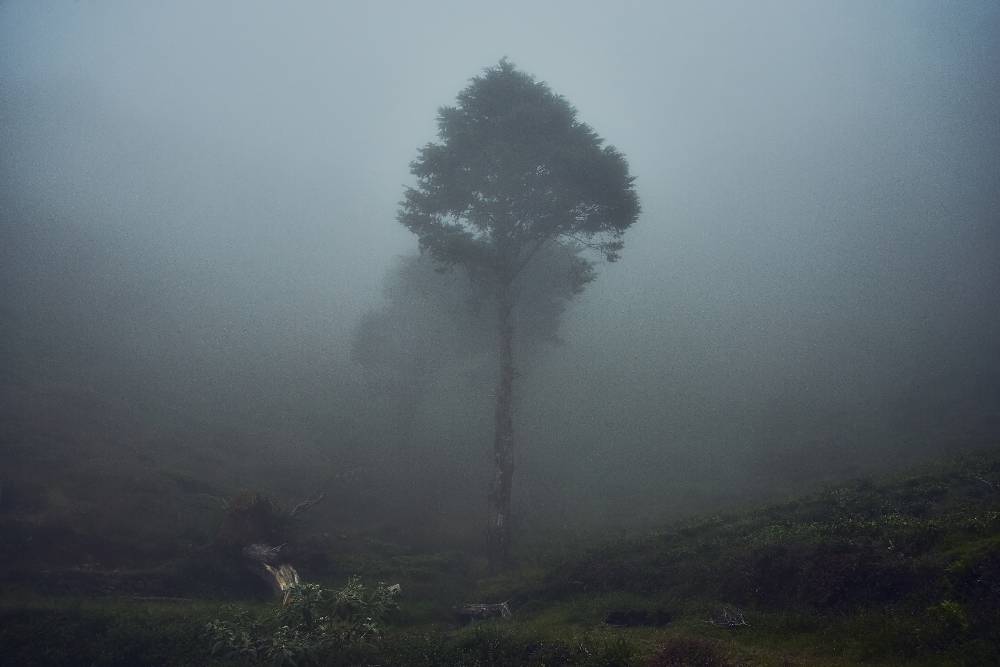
[921, 599, 970, 649]
[207, 577, 399, 665]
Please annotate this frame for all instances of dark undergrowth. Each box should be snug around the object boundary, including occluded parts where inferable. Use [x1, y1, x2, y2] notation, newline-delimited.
[0, 596, 230, 666]
[3, 447, 999, 665]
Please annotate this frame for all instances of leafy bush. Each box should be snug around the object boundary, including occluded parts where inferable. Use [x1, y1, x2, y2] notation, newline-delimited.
[207, 577, 398, 665]
[921, 599, 970, 649]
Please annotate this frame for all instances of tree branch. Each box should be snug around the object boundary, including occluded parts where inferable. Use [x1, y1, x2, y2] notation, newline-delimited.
[288, 492, 326, 519]
[510, 236, 550, 280]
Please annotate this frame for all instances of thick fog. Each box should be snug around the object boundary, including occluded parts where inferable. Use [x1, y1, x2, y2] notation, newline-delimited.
[2, 1, 998, 539]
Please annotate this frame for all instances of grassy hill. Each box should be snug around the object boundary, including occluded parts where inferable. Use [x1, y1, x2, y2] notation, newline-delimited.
[2, 447, 999, 665]
[468, 447, 1000, 665]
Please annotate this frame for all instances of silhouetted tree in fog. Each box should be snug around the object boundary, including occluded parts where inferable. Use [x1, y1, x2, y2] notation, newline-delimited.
[398, 60, 640, 568]
[352, 246, 595, 449]
[351, 254, 487, 448]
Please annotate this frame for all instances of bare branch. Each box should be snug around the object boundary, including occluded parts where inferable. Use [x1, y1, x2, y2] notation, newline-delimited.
[289, 492, 326, 518]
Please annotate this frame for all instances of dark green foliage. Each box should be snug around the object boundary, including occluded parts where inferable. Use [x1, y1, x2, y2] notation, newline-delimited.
[512, 450, 1000, 662]
[0, 601, 224, 667]
[5, 451, 999, 665]
[400, 58, 639, 274]
[207, 578, 399, 666]
[380, 625, 636, 666]
[542, 452, 1000, 608]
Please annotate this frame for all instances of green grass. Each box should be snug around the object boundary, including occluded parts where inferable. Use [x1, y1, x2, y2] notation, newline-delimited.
[0, 595, 239, 666]
[3, 447, 999, 665]
[468, 448, 1000, 665]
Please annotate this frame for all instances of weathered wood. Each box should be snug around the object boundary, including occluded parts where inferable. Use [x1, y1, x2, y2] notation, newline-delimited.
[264, 563, 300, 605]
[242, 542, 300, 601]
[221, 491, 325, 600]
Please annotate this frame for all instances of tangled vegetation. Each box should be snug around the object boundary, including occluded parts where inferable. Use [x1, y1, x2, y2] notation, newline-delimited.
[207, 578, 398, 666]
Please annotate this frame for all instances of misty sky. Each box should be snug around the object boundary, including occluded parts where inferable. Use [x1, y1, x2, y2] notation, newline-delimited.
[2, 1, 998, 505]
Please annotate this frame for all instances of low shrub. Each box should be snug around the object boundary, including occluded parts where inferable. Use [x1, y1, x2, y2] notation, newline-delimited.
[206, 577, 398, 666]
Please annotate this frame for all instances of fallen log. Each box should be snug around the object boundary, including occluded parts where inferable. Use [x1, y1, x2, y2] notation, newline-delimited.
[266, 563, 301, 605]
[215, 490, 329, 601]
[242, 542, 301, 602]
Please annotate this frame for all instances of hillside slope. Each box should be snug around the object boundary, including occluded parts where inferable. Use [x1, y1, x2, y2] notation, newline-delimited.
[475, 447, 1000, 664]
[2, 447, 999, 665]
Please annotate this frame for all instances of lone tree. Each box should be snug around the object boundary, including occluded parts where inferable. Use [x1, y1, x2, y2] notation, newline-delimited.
[399, 60, 640, 567]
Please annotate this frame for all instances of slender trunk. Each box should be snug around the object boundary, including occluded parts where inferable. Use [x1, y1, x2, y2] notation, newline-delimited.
[487, 283, 515, 571]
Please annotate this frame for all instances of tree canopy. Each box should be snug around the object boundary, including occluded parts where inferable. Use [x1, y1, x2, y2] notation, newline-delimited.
[399, 59, 640, 283]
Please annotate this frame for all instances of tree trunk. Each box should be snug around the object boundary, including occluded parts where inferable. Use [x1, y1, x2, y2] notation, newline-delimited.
[487, 284, 515, 571]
